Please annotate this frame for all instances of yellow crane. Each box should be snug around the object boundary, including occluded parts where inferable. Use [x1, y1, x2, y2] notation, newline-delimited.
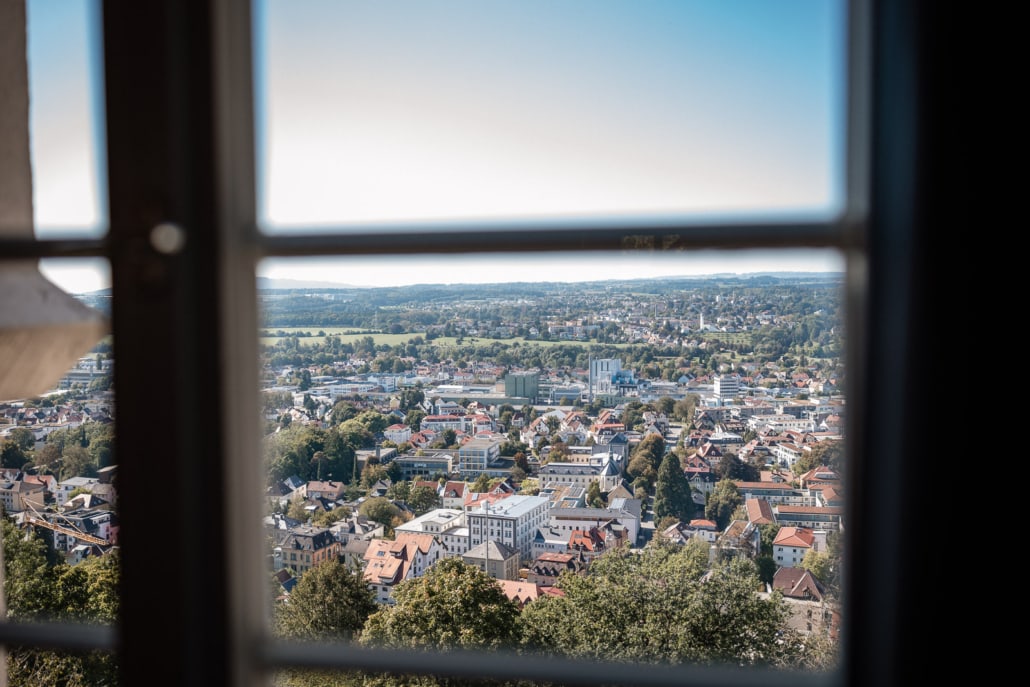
[25, 515, 111, 547]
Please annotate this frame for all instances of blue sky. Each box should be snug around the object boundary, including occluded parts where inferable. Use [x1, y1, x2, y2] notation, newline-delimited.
[28, 0, 846, 293]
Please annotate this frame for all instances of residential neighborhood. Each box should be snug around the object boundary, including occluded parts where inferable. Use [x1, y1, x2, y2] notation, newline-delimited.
[0, 274, 844, 672]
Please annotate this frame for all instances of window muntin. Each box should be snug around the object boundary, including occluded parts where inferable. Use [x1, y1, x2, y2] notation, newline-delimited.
[254, 0, 846, 233]
[4, 0, 939, 683]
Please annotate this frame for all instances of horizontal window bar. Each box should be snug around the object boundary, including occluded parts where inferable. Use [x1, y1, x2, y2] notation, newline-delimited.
[0, 620, 116, 653]
[259, 640, 840, 687]
[0, 216, 862, 261]
[255, 217, 859, 258]
[0, 237, 108, 260]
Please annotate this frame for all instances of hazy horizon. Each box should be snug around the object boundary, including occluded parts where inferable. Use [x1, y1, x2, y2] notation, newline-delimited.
[29, 0, 846, 295]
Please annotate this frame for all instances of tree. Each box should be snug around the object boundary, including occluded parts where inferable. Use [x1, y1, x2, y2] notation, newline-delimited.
[388, 480, 411, 503]
[407, 484, 441, 515]
[404, 408, 426, 432]
[704, 479, 743, 530]
[627, 434, 665, 484]
[273, 559, 376, 641]
[585, 480, 605, 508]
[0, 441, 29, 470]
[755, 555, 777, 586]
[758, 523, 781, 556]
[673, 395, 699, 424]
[358, 497, 402, 530]
[337, 419, 374, 451]
[519, 542, 794, 667]
[32, 442, 62, 474]
[653, 452, 692, 522]
[309, 450, 329, 481]
[2, 520, 120, 686]
[360, 463, 389, 489]
[356, 409, 390, 435]
[800, 549, 833, 583]
[312, 505, 352, 528]
[468, 473, 491, 494]
[437, 428, 458, 448]
[713, 452, 759, 482]
[360, 557, 521, 652]
[60, 444, 95, 479]
[794, 439, 844, 474]
[7, 427, 35, 452]
[512, 451, 529, 472]
[655, 396, 676, 416]
[545, 440, 568, 463]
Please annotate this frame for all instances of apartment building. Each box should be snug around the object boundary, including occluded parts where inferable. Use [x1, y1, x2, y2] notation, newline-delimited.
[467, 494, 550, 562]
[394, 507, 470, 558]
[458, 437, 501, 478]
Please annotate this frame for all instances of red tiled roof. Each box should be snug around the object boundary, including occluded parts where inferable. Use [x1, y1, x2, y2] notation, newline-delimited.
[772, 526, 815, 548]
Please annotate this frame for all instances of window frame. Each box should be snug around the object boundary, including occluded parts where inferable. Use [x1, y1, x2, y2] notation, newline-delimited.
[0, 0, 942, 686]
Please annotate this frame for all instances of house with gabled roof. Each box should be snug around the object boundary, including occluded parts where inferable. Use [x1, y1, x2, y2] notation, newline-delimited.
[716, 519, 761, 559]
[568, 523, 628, 559]
[462, 539, 520, 580]
[305, 479, 345, 501]
[23, 473, 57, 500]
[279, 524, 342, 576]
[683, 452, 716, 494]
[683, 518, 720, 543]
[394, 507, 468, 558]
[797, 466, 841, 490]
[772, 526, 817, 567]
[548, 498, 642, 547]
[0, 478, 45, 513]
[362, 531, 442, 604]
[440, 480, 467, 509]
[771, 566, 827, 602]
[530, 526, 569, 559]
[526, 550, 588, 586]
[603, 479, 634, 504]
[745, 497, 776, 526]
[766, 567, 839, 641]
[538, 458, 621, 493]
[496, 579, 542, 607]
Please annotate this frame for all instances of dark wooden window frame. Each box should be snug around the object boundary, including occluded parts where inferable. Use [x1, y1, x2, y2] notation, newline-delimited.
[0, 0, 942, 686]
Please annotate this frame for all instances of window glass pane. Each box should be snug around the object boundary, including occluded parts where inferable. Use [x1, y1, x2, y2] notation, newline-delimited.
[256, 250, 844, 679]
[27, 0, 107, 238]
[1, 257, 116, 682]
[254, 0, 846, 233]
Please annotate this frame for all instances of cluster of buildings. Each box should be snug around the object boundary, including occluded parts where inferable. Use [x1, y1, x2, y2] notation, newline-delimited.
[266, 414, 843, 640]
[0, 465, 118, 566]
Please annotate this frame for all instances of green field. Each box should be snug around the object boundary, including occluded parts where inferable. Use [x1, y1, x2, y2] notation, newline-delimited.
[700, 332, 752, 346]
[259, 328, 634, 349]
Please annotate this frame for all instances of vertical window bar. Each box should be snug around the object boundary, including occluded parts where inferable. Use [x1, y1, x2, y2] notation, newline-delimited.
[103, 1, 231, 685]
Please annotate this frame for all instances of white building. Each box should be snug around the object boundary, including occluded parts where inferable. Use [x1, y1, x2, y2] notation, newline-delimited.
[55, 476, 100, 506]
[394, 508, 470, 558]
[747, 414, 817, 434]
[547, 498, 643, 546]
[458, 437, 501, 477]
[537, 457, 621, 493]
[714, 374, 740, 399]
[467, 494, 550, 562]
[383, 423, 412, 445]
[772, 526, 818, 568]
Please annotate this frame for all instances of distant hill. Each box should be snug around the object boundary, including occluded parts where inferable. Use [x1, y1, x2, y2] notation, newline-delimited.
[256, 277, 365, 290]
[255, 272, 841, 291]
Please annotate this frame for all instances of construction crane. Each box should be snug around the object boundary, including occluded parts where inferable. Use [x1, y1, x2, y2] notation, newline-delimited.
[22, 501, 112, 547]
[25, 515, 110, 547]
